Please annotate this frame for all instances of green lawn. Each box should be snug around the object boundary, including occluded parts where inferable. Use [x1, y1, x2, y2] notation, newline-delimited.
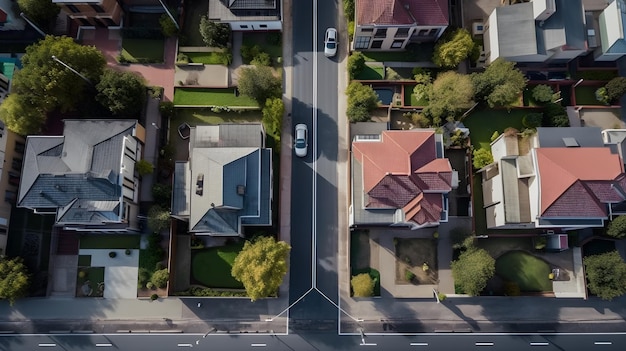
[180, 0, 208, 46]
[463, 109, 527, 150]
[495, 251, 552, 292]
[79, 235, 140, 249]
[361, 43, 434, 62]
[574, 85, 605, 105]
[355, 65, 385, 80]
[191, 243, 244, 289]
[174, 88, 259, 107]
[121, 38, 165, 63]
[77, 266, 105, 297]
[242, 32, 282, 65]
[404, 84, 429, 106]
[185, 51, 230, 65]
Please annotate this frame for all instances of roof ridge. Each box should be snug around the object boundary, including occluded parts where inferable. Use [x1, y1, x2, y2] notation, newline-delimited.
[537, 149, 578, 213]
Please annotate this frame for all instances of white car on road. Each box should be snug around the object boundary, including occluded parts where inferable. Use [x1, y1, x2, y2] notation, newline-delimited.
[294, 123, 308, 157]
[324, 28, 338, 57]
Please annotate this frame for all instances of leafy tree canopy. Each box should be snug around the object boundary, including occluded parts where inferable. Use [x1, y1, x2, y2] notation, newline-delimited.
[13, 35, 106, 112]
[18, 0, 60, 28]
[347, 52, 365, 80]
[346, 81, 379, 122]
[351, 273, 374, 297]
[199, 17, 231, 48]
[237, 66, 281, 105]
[423, 71, 474, 126]
[584, 251, 626, 300]
[147, 205, 170, 233]
[96, 69, 146, 116]
[531, 84, 554, 103]
[451, 246, 495, 296]
[433, 28, 474, 68]
[231, 236, 290, 301]
[472, 148, 493, 170]
[159, 14, 178, 37]
[607, 215, 626, 239]
[606, 77, 626, 103]
[262, 97, 283, 137]
[471, 58, 526, 108]
[0, 93, 46, 136]
[0, 256, 30, 305]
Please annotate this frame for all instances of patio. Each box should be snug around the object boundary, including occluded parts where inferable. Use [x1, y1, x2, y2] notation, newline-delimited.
[79, 249, 140, 299]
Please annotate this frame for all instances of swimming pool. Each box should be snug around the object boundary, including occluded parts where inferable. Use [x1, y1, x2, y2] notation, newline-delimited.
[373, 88, 394, 105]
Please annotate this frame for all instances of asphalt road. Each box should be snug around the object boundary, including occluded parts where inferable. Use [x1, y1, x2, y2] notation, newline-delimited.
[1, 333, 625, 351]
[288, 0, 341, 325]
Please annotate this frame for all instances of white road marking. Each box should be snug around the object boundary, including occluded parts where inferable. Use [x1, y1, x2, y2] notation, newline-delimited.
[95, 344, 113, 347]
[475, 342, 494, 346]
[410, 342, 429, 346]
[38, 344, 56, 347]
[177, 344, 193, 347]
[594, 341, 612, 345]
[530, 342, 549, 346]
[251, 343, 267, 347]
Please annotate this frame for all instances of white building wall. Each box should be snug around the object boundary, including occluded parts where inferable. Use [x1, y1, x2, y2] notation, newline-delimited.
[529, 150, 541, 226]
[229, 20, 282, 31]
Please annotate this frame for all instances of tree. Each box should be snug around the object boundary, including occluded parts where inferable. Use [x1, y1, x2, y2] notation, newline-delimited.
[159, 14, 178, 37]
[262, 98, 283, 136]
[346, 81, 379, 122]
[150, 269, 169, 289]
[542, 102, 569, 127]
[472, 148, 493, 170]
[351, 273, 374, 297]
[199, 16, 230, 48]
[135, 159, 154, 176]
[237, 66, 281, 105]
[96, 69, 146, 116]
[12, 36, 106, 112]
[605, 77, 626, 103]
[152, 184, 172, 210]
[347, 52, 365, 80]
[471, 58, 526, 108]
[451, 244, 495, 296]
[0, 256, 30, 306]
[17, 0, 60, 28]
[522, 112, 543, 129]
[423, 71, 474, 125]
[0, 94, 46, 135]
[531, 84, 554, 103]
[231, 236, 290, 301]
[607, 215, 626, 239]
[584, 251, 626, 300]
[432, 28, 474, 68]
[147, 205, 170, 233]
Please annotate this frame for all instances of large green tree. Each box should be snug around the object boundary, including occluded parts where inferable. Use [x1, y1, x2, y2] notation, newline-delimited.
[433, 28, 474, 68]
[96, 69, 146, 116]
[231, 236, 290, 301]
[0, 256, 30, 306]
[346, 81, 379, 122]
[18, 0, 60, 28]
[471, 58, 526, 108]
[605, 77, 626, 103]
[199, 17, 231, 48]
[237, 66, 282, 105]
[0, 94, 46, 135]
[451, 243, 495, 296]
[12, 35, 106, 112]
[423, 71, 474, 126]
[607, 215, 626, 239]
[584, 251, 626, 300]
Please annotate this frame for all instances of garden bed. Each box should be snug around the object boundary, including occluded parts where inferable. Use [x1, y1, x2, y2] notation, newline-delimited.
[185, 52, 231, 65]
[394, 238, 438, 284]
[120, 38, 165, 63]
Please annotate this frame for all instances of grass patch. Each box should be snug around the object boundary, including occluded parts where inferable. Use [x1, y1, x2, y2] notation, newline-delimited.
[355, 65, 385, 80]
[495, 251, 552, 292]
[574, 85, 605, 105]
[174, 88, 259, 107]
[191, 243, 244, 289]
[352, 267, 381, 296]
[361, 43, 434, 62]
[79, 235, 140, 250]
[180, 0, 208, 46]
[404, 84, 428, 106]
[121, 38, 165, 63]
[76, 267, 105, 297]
[242, 32, 282, 60]
[463, 108, 526, 150]
[185, 51, 230, 65]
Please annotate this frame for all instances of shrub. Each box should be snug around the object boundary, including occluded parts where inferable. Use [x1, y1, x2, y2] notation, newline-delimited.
[351, 273, 375, 297]
[437, 292, 447, 302]
[490, 131, 500, 142]
[78, 270, 87, 279]
[151, 269, 169, 289]
[522, 113, 543, 129]
[138, 268, 151, 288]
[251, 52, 271, 66]
[542, 103, 569, 127]
[607, 215, 626, 239]
[146, 282, 154, 290]
[472, 148, 493, 170]
[135, 159, 154, 176]
[405, 269, 415, 281]
[150, 293, 158, 301]
[595, 87, 610, 104]
[241, 44, 262, 63]
[606, 77, 626, 103]
[347, 20, 355, 41]
[176, 286, 247, 297]
[159, 14, 178, 37]
[347, 52, 366, 80]
[531, 84, 554, 103]
[125, 249, 132, 256]
[176, 53, 189, 64]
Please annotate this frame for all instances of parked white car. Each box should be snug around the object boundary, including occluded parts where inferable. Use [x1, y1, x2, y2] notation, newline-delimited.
[294, 123, 308, 157]
[324, 28, 338, 57]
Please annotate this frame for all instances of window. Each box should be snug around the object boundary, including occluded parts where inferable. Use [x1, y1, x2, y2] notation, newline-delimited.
[4, 191, 15, 204]
[104, 18, 116, 26]
[66, 4, 80, 13]
[418, 29, 429, 36]
[354, 36, 370, 49]
[360, 27, 373, 33]
[429, 28, 439, 37]
[78, 18, 91, 26]
[391, 40, 404, 48]
[11, 158, 22, 172]
[374, 28, 387, 38]
[240, 25, 249, 29]
[14, 142, 25, 154]
[395, 28, 409, 38]
[90, 4, 104, 13]
[259, 24, 267, 28]
[371, 40, 383, 49]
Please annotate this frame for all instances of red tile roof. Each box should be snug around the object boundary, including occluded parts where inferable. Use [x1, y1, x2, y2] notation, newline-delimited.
[0, 9, 7, 23]
[356, 0, 448, 26]
[536, 148, 625, 217]
[353, 130, 452, 225]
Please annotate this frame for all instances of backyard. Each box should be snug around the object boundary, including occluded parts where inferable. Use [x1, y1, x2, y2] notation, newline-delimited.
[191, 242, 244, 289]
[120, 38, 165, 63]
[173, 88, 259, 107]
[350, 230, 381, 296]
[169, 108, 262, 143]
[495, 250, 552, 292]
[180, 0, 208, 46]
[184, 51, 231, 65]
[463, 108, 527, 150]
[574, 85, 606, 106]
[394, 238, 438, 285]
[404, 84, 429, 107]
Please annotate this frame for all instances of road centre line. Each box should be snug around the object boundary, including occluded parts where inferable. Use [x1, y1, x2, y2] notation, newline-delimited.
[251, 343, 267, 347]
[410, 342, 429, 346]
[530, 342, 549, 346]
[311, 0, 318, 290]
[594, 341, 612, 345]
[38, 344, 57, 347]
[95, 344, 113, 347]
[475, 342, 494, 346]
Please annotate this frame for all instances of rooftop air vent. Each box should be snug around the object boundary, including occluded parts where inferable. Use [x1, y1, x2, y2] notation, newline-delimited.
[237, 185, 246, 195]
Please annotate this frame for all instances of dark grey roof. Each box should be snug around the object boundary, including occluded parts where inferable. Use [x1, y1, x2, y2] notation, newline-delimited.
[536, 127, 604, 148]
[209, 0, 280, 22]
[18, 120, 139, 225]
[537, 0, 586, 52]
[241, 149, 272, 226]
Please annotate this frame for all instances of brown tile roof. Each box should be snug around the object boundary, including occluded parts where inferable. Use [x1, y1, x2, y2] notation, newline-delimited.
[536, 148, 625, 217]
[0, 8, 7, 23]
[353, 130, 452, 225]
[356, 0, 448, 26]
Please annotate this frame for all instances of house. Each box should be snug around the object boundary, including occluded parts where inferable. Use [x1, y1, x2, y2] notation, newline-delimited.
[52, 0, 123, 27]
[480, 127, 626, 230]
[17, 120, 145, 232]
[483, 0, 588, 64]
[171, 124, 272, 236]
[0, 121, 25, 255]
[350, 130, 457, 229]
[595, 0, 626, 61]
[352, 0, 448, 51]
[208, 0, 282, 31]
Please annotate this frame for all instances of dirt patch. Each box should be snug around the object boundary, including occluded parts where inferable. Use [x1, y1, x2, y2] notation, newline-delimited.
[394, 238, 438, 285]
